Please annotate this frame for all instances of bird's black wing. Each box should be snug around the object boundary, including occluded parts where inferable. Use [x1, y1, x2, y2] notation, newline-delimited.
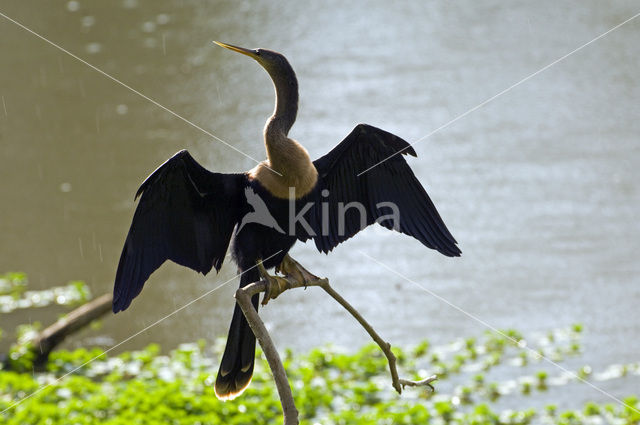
[301, 124, 461, 256]
[113, 150, 246, 313]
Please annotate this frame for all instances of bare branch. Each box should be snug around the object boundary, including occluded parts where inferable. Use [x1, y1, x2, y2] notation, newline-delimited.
[316, 279, 436, 394]
[235, 279, 307, 425]
[398, 375, 438, 390]
[234, 268, 435, 424]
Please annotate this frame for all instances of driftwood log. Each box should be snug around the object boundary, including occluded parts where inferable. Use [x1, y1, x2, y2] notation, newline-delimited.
[31, 293, 113, 366]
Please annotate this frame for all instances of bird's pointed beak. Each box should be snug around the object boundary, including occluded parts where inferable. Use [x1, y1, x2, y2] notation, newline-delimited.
[213, 41, 258, 59]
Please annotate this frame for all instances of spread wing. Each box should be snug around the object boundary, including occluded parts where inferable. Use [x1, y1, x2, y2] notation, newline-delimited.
[301, 124, 461, 257]
[113, 150, 246, 313]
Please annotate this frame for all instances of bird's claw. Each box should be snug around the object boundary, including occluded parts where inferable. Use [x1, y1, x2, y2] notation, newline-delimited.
[257, 255, 319, 305]
[257, 260, 290, 306]
[262, 274, 290, 305]
[276, 254, 319, 287]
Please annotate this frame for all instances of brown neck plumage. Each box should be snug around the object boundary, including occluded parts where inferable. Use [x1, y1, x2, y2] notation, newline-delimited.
[249, 58, 317, 199]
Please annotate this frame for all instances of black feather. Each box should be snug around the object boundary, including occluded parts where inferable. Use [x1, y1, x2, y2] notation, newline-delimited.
[112, 150, 246, 313]
[302, 124, 461, 257]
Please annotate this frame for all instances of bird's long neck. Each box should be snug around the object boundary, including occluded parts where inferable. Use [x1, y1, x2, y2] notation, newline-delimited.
[249, 56, 317, 199]
[263, 64, 299, 169]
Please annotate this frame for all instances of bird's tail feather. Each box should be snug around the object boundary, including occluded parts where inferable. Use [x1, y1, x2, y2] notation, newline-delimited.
[214, 267, 260, 400]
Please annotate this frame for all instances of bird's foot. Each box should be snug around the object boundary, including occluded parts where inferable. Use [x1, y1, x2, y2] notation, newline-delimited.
[257, 260, 290, 306]
[276, 254, 319, 288]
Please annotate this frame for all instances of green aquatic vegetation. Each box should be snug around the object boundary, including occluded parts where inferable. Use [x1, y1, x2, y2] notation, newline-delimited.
[577, 365, 592, 379]
[3, 271, 637, 423]
[536, 370, 548, 390]
[433, 400, 455, 421]
[457, 386, 473, 405]
[482, 352, 502, 371]
[1, 332, 638, 424]
[623, 396, 640, 422]
[473, 373, 485, 388]
[484, 332, 508, 353]
[558, 409, 581, 425]
[412, 340, 430, 357]
[547, 331, 556, 343]
[7, 343, 36, 373]
[433, 361, 450, 379]
[486, 382, 501, 401]
[583, 401, 600, 416]
[518, 351, 528, 366]
[0, 274, 636, 425]
[0, 272, 27, 296]
[0, 274, 91, 314]
[570, 342, 581, 354]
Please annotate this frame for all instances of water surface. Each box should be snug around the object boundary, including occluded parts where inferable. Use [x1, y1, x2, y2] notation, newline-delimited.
[1, 0, 639, 411]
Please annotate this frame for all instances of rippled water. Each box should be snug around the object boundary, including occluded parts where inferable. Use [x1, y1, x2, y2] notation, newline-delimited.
[1, 0, 638, 410]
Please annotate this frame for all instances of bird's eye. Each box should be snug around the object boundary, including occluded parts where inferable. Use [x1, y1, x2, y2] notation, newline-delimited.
[255, 49, 261, 56]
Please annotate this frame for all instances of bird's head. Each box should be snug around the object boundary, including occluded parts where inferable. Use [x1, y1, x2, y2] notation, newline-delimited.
[214, 41, 294, 81]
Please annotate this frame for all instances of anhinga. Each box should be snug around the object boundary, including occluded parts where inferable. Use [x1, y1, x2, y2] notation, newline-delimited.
[113, 42, 461, 400]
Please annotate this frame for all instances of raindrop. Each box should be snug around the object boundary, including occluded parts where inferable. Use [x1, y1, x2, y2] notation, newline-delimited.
[156, 14, 170, 25]
[143, 38, 158, 49]
[78, 79, 86, 97]
[60, 182, 72, 192]
[123, 0, 138, 9]
[81, 15, 95, 28]
[86, 42, 102, 54]
[191, 55, 204, 67]
[213, 80, 221, 105]
[56, 295, 67, 304]
[116, 104, 128, 115]
[67, 1, 80, 12]
[39, 66, 47, 87]
[142, 21, 156, 33]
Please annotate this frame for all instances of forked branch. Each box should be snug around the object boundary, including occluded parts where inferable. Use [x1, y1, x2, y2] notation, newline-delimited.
[235, 269, 435, 425]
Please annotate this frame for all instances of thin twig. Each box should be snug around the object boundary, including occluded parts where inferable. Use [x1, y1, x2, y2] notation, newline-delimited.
[317, 279, 436, 394]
